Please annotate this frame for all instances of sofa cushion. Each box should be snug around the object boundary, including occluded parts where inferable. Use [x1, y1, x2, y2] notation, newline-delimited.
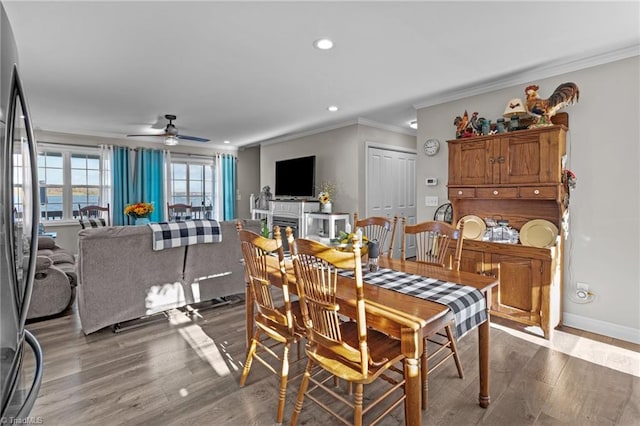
[79, 218, 106, 229]
[37, 236, 56, 250]
[50, 252, 75, 265]
[35, 255, 53, 272]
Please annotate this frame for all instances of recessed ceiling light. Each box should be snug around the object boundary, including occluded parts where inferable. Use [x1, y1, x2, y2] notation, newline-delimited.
[327, 105, 339, 112]
[223, 140, 230, 144]
[409, 120, 418, 130]
[313, 38, 334, 50]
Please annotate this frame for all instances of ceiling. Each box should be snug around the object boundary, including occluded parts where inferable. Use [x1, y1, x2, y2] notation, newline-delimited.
[3, 1, 639, 149]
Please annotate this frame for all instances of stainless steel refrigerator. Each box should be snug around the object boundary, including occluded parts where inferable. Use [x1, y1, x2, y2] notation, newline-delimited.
[0, 3, 43, 420]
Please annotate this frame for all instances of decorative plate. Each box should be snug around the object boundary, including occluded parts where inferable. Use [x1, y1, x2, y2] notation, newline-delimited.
[519, 219, 559, 248]
[457, 215, 486, 241]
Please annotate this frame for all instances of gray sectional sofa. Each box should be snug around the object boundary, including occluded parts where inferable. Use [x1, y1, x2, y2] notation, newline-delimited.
[76, 219, 260, 334]
[27, 236, 78, 320]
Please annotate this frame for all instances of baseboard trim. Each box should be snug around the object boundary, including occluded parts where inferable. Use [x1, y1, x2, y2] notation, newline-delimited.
[563, 312, 640, 344]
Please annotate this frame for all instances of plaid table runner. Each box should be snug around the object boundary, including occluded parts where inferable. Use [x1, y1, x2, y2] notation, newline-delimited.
[148, 219, 222, 251]
[340, 268, 487, 338]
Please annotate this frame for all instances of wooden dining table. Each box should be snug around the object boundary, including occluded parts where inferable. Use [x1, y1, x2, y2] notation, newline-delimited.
[251, 255, 499, 426]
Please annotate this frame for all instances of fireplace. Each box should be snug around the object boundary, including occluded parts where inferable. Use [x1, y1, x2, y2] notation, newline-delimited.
[272, 216, 299, 252]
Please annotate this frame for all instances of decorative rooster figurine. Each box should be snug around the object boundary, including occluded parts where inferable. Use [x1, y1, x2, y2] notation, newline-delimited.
[525, 82, 580, 127]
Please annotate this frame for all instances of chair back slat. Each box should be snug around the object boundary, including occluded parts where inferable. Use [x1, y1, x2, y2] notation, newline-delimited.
[167, 203, 193, 221]
[78, 203, 111, 225]
[401, 219, 465, 270]
[237, 225, 294, 334]
[353, 214, 399, 258]
[292, 236, 371, 374]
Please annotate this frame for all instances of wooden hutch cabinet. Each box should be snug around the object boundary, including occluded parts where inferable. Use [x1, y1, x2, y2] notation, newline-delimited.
[447, 125, 568, 338]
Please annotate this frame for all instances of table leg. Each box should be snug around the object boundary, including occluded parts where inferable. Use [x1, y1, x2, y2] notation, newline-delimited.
[478, 318, 491, 408]
[403, 357, 421, 426]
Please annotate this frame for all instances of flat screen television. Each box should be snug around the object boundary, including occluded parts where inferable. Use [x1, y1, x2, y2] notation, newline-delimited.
[275, 155, 316, 198]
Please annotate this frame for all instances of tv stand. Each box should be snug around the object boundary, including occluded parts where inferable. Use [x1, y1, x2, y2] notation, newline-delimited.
[250, 199, 320, 239]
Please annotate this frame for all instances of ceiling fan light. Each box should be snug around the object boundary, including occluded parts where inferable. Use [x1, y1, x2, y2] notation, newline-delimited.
[164, 135, 179, 146]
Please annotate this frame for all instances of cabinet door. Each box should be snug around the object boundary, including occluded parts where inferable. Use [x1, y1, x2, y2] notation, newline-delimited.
[449, 140, 491, 185]
[458, 248, 485, 274]
[488, 253, 543, 324]
[499, 132, 552, 184]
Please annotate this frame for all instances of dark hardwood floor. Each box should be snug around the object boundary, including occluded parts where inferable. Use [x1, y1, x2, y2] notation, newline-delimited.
[21, 297, 639, 425]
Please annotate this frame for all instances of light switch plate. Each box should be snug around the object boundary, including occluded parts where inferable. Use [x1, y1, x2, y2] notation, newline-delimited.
[425, 196, 439, 207]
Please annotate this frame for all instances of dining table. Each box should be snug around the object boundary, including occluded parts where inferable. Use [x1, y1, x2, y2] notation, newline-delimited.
[250, 254, 499, 426]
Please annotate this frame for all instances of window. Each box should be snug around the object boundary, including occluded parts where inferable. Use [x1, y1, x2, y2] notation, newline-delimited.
[37, 144, 111, 222]
[169, 156, 216, 219]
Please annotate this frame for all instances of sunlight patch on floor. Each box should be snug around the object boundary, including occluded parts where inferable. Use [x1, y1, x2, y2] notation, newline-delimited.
[491, 322, 640, 377]
[168, 310, 240, 376]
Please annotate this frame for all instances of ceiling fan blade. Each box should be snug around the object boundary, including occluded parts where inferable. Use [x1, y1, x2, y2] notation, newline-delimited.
[127, 133, 167, 138]
[177, 135, 210, 142]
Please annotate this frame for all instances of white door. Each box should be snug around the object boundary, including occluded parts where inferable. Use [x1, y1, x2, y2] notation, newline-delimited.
[366, 146, 417, 258]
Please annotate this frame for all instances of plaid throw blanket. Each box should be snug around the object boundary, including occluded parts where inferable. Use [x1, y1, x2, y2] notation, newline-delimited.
[148, 220, 222, 251]
[79, 218, 106, 229]
[340, 268, 487, 338]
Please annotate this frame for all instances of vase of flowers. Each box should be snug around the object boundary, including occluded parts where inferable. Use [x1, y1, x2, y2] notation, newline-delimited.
[317, 181, 336, 213]
[124, 202, 154, 225]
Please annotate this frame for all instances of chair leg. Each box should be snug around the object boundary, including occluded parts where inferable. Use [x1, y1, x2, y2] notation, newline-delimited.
[354, 383, 364, 426]
[276, 343, 290, 425]
[239, 329, 261, 387]
[290, 359, 313, 426]
[421, 341, 428, 410]
[445, 325, 464, 379]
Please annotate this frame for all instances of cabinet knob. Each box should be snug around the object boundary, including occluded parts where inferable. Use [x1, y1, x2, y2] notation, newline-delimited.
[497, 156, 505, 164]
[534, 189, 540, 195]
[493, 190, 499, 195]
[488, 157, 495, 164]
[458, 190, 463, 195]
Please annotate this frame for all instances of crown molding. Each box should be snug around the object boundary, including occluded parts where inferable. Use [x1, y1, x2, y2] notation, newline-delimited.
[356, 118, 417, 136]
[414, 43, 640, 110]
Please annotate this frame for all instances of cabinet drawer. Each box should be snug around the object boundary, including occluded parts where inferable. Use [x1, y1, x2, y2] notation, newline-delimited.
[519, 186, 557, 199]
[476, 187, 518, 198]
[449, 188, 476, 198]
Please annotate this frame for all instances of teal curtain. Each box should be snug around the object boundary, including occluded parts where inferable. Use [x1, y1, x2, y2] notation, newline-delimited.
[134, 148, 164, 223]
[112, 147, 134, 225]
[222, 154, 236, 220]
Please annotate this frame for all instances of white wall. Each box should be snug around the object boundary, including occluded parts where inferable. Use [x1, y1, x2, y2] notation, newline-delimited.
[260, 123, 415, 218]
[237, 145, 260, 219]
[416, 57, 640, 342]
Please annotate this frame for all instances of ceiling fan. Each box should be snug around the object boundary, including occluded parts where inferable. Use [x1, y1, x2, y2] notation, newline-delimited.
[127, 114, 210, 145]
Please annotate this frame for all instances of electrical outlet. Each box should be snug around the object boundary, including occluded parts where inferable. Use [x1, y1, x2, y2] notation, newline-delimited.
[576, 282, 590, 301]
[425, 196, 439, 207]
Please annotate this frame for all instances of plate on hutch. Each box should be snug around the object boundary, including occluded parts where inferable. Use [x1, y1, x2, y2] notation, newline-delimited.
[456, 215, 486, 241]
[519, 219, 559, 248]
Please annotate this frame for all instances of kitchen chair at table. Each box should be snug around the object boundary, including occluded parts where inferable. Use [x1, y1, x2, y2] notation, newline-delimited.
[400, 218, 466, 409]
[166, 203, 192, 221]
[289, 235, 406, 426]
[77, 203, 110, 226]
[353, 213, 399, 258]
[236, 223, 305, 425]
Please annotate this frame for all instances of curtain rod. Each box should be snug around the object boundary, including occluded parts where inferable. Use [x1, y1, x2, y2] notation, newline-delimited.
[37, 141, 237, 158]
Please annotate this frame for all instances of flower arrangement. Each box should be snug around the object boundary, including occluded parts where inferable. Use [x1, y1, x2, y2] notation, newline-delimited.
[317, 181, 336, 205]
[124, 202, 154, 218]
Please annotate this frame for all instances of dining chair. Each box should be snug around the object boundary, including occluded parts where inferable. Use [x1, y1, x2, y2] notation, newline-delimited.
[166, 202, 192, 221]
[400, 218, 465, 409]
[353, 213, 399, 258]
[77, 203, 110, 226]
[235, 223, 305, 425]
[289, 234, 406, 426]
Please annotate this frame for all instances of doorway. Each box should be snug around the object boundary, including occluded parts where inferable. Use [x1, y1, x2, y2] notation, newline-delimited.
[366, 145, 417, 259]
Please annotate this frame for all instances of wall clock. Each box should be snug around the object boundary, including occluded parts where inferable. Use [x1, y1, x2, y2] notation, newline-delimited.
[423, 138, 440, 156]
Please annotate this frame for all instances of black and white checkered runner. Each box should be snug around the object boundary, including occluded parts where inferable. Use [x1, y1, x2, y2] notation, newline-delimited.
[340, 268, 487, 338]
[148, 219, 222, 251]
